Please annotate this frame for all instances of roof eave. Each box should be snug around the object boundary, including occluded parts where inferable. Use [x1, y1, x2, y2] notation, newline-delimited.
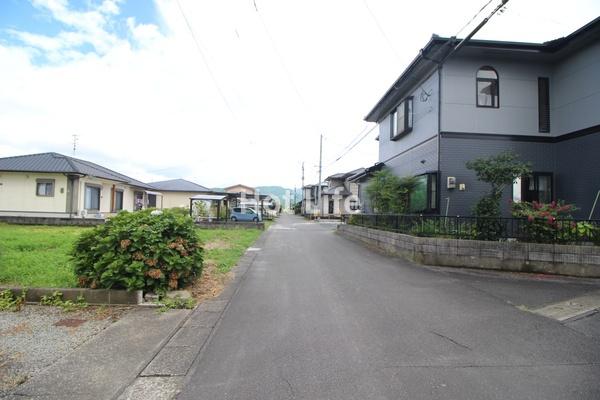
[364, 36, 453, 123]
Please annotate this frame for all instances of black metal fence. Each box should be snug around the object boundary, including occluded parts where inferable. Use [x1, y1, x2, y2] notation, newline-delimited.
[342, 214, 600, 245]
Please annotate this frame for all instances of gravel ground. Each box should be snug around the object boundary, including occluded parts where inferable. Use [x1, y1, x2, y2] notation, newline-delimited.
[0, 304, 130, 396]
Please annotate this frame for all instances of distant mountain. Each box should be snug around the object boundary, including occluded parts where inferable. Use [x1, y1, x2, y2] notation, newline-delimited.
[256, 186, 301, 203]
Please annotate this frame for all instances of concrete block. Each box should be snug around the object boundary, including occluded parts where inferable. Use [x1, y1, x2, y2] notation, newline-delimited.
[554, 253, 580, 264]
[141, 347, 198, 376]
[185, 310, 221, 328]
[581, 255, 600, 265]
[167, 326, 211, 347]
[480, 248, 503, 258]
[196, 299, 228, 313]
[108, 290, 143, 305]
[529, 251, 554, 262]
[457, 246, 478, 256]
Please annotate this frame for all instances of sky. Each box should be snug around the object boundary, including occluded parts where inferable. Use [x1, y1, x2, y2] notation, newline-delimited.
[0, 0, 598, 189]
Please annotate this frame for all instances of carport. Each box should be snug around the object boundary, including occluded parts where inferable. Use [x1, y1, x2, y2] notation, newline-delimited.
[189, 193, 228, 221]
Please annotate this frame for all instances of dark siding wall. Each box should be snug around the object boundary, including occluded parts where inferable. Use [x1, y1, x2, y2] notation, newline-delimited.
[556, 133, 600, 219]
[439, 136, 556, 217]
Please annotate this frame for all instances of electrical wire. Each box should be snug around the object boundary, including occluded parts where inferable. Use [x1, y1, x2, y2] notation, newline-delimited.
[455, 0, 495, 37]
[175, 0, 236, 117]
[326, 123, 378, 167]
[252, 0, 320, 135]
[361, 0, 400, 60]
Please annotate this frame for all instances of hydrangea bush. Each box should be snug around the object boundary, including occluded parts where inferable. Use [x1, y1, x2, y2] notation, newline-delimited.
[72, 209, 203, 292]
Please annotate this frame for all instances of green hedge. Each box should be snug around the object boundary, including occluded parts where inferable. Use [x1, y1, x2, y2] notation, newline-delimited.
[72, 209, 203, 292]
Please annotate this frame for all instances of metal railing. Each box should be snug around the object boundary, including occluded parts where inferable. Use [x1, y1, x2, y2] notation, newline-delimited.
[341, 214, 600, 245]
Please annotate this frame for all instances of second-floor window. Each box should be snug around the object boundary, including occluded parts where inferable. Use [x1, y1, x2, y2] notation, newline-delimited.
[476, 66, 499, 108]
[390, 97, 413, 140]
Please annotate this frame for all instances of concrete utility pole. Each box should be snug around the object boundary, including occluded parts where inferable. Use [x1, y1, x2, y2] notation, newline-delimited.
[301, 162, 305, 213]
[317, 134, 323, 217]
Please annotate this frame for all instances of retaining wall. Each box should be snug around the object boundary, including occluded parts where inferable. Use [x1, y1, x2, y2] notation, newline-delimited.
[195, 221, 265, 230]
[0, 287, 143, 305]
[0, 216, 104, 226]
[337, 224, 600, 278]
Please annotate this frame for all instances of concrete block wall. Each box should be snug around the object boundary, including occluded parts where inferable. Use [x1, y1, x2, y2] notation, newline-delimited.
[337, 224, 600, 278]
[0, 216, 104, 226]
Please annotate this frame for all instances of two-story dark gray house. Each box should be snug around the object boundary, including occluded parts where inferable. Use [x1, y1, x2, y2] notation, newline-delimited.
[365, 16, 600, 218]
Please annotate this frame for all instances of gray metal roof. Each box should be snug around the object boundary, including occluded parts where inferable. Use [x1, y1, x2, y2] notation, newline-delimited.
[149, 178, 209, 192]
[0, 152, 152, 189]
[325, 168, 365, 182]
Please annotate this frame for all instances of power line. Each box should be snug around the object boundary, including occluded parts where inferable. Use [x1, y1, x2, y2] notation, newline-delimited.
[175, 0, 236, 117]
[327, 123, 378, 167]
[361, 0, 400, 60]
[455, 0, 495, 37]
[252, 0, 320, 135]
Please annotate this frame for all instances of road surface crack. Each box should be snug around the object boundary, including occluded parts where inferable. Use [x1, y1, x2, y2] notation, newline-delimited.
[430, 330, 471, 350]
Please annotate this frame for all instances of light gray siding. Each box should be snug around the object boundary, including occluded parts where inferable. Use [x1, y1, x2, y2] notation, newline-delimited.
[551, 41, 600, 135]
[378, 72, 439, 163]
[441, 57, 552, 136]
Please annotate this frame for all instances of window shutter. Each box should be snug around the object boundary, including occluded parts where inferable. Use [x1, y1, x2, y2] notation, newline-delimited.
[538, 77, 550, 133]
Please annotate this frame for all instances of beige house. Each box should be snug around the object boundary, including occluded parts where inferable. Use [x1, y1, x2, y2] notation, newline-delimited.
[0, 152, 156, 218]
[223, 184, 255, 196]
[148, 179, 210, 209]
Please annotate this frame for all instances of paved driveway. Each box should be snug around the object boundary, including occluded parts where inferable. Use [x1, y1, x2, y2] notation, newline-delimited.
[178, 214, 600, 400]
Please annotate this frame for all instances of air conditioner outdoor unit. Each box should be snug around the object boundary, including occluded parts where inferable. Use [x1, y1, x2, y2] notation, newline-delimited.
[447, 176, 456, 189]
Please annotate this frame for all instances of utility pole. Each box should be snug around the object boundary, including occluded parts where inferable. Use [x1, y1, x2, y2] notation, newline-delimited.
[317, 134, 323, 218]
[301, 161, 305, 214]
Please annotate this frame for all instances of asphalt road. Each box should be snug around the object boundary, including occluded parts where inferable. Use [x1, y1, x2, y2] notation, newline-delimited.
[178, 214, 600, 400]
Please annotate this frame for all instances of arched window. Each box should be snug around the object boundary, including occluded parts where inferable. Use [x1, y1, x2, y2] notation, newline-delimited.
[476, 66, 499, 108]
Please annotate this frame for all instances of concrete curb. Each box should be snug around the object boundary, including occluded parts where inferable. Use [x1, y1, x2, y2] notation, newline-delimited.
[116, 227, 271, 399]
[0, 286, 143, 305]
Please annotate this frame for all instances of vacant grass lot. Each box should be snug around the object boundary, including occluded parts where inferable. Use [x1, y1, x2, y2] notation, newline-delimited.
[0, 224, 89, 288]
[196, 228, 262, 274]
[0, 223, 263, 288]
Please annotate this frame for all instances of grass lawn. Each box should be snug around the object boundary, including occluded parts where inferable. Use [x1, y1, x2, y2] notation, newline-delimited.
[0, 223, 90, 288]
[0, 222, 264, 288]
[196, 227, 263, 274]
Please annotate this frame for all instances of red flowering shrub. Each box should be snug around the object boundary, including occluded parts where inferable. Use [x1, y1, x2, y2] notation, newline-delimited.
[511, 201, 577, 243]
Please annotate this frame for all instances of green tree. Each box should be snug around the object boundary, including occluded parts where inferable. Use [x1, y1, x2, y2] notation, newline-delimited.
[366, 170, 418, 214]
[466, 151, 531, 217]
[466, 152, 531, 240]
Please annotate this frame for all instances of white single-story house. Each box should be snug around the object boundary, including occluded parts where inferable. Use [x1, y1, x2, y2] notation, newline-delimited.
[0, 152, 158, 218]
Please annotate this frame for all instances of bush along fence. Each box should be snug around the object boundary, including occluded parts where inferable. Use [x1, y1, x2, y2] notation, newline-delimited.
[343, 214, 600, 246]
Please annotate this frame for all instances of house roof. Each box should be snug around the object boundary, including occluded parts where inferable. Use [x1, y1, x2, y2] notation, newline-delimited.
[325, 168, 365, 182]
[0, 152, 152, 188]
[149, 178, 209, 192]
[365, 16, 600, 123]
[223, 184, 255, 192]
[347, 162, 385, 182]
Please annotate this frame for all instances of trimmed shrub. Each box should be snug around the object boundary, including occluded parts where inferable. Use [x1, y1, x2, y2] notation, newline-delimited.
[72, 209, 203, 292]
